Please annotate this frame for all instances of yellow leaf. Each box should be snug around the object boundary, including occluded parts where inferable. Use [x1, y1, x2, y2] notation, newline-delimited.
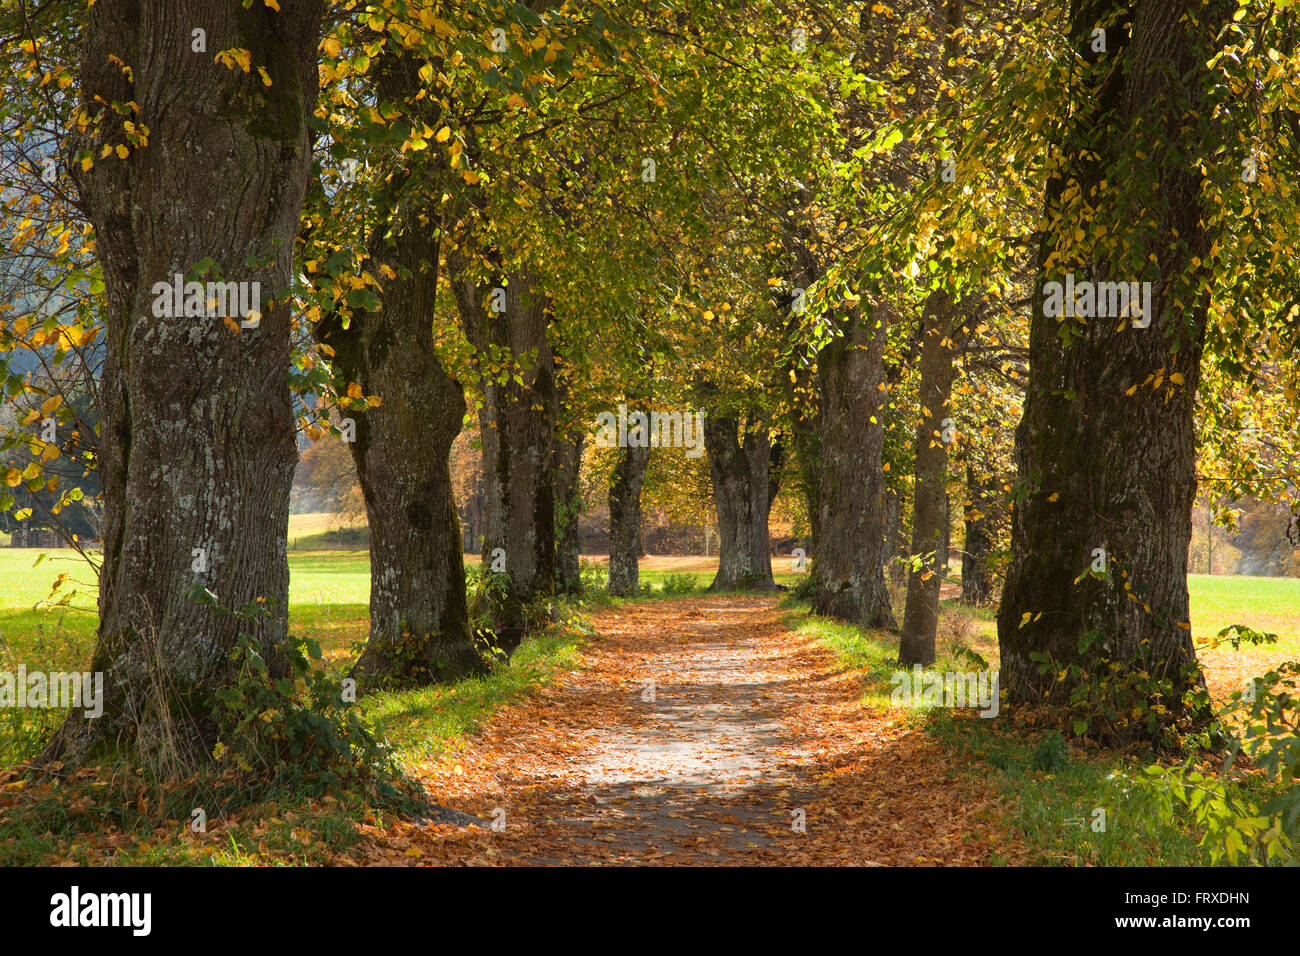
[321, 37, 341, 58]
[264, 0, 280, 9]
[1169, 372, 1184, 385]
[40, 395, 62, 416]
[116, 144, 129, 159]
[347, 382, 363, 400]
[258, 66, 272, 87]
[1047, 492, 1059, 502]
[435, 126, 451, 142]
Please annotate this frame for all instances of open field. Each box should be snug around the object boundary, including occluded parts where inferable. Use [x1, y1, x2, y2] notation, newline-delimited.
[2, 547, 1294, 674]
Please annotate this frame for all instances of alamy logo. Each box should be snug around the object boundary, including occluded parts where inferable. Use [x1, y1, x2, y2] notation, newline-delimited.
[890, 666, 1000, 717]
[594, 403, 705, 458]
[0, 666, 103, 718]
[1042, 273, 1152, 327]
[50, 886, 151, 936]
[151, 274, 262, 326]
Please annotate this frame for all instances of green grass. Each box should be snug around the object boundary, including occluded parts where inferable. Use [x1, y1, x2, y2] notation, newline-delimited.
[929, 715, 1217, 866]
[1185, 573, 1300, 656]
[365, 617, 585, 766]
[917, 572, 1300, 670]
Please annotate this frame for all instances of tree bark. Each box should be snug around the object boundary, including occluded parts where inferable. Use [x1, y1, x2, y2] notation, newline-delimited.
[787, 415, 821, 570]
[960, 464, 995, 605]
[939, 490, 951, 577]
[553, 426, 585, 595]
[607, 425, 650, 596]
[886, 488, 905, 589]
[809, 309, 896, 627]
[900, 292, 957, 665]
[704, 413, 779, 591]
[452, 271, 557, 627]
[996, 0, 1228, 739]
[45, 0, 325, 769]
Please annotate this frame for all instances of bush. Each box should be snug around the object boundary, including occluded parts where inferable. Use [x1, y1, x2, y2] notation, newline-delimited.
[660, 573, 698, 594]
[578, 559, 608, 592]
[212, 633, 399, 800]
[1119, 657, 1300, 865]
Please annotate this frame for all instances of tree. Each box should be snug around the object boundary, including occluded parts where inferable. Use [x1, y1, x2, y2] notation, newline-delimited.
[996, 0, 1234, 742]
[899, 292, 959, 664]
[807, 304, 896, 625]
[44, 0, 326, 768]
[704, 410, 781, 591]
[451, 269, 558, 626]
[552, 416, 585, 595]
[606, 406, 651, 596]
[305, 30, 485, 685]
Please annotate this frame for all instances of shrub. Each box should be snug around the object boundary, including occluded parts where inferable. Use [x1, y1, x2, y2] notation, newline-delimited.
[660, 573, 698, 595]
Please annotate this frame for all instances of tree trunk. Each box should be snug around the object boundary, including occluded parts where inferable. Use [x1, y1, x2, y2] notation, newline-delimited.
[1205, 505, 1214, 575]
[607, 427, 650, 596]
[704, 413, 779, 591]
[886, 488, 905, 590]
[553, 427, 585, 595]
[807, 310, 896, 626]
[313, 85, 481, 685]
[788, 417, 821, 563]
[452, 271, 557, 627]
[44, 0, 325, 770]
[961, 464, 995, 605]
[996, 0, 1228, 740]
[939, 490, 951, 577]
[464, 488, 484, 553]
[900, 293, 957, 665]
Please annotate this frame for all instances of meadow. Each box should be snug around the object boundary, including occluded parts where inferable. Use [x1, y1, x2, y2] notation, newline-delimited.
[2, 544, 1294, 676]
[2, 538, 1292, 727]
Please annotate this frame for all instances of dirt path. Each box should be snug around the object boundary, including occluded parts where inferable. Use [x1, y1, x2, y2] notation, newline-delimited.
[360, 596, 1020, 865]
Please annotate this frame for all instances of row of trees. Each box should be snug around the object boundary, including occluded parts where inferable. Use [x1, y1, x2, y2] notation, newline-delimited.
[0, 0, 1297, 772]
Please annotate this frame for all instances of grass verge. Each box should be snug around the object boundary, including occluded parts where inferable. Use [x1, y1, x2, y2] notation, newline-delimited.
[780, 597, 1287, 866]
